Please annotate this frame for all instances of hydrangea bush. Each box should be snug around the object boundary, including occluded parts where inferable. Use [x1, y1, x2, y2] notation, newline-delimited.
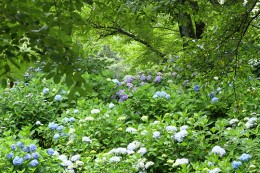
[0, 70, 259, 172]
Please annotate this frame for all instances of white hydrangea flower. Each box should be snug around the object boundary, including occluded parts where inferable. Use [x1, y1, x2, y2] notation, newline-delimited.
[173, 158, 189, 166]
[73, 109, 79, 114]
[85, 116, 95, 121]
[91, 109, 100, 114]
[66, 169, 75, 173]
[145, 161, 154, 169]
[174, 130, 188, 142]
[35, 121, 41, 125]
[108, 103, 115, 109]
[70, 154, 80, 162]
[208, 168, 221, 173]
[165, 126, 177, 132]
[245, 117, 257, 129]
[108, 148, 128, 155]
[152, 131, 161, 138]
[75, 160, 84, 166]
[153, 121, 160, 125]
[127, 141, 141, 151]
[229, 119, 239, 125]
[82, 136, 92, 143]
[58, 154, 67, 161]
[141, 130, 148, 135]
[180, 125, 189, 130]
[211, 146, 226, 157]
[61, 160, 73, 167]
[137, 147, 147, 156]
[109, 156, 121, 163]
[126, 127, 137, 134]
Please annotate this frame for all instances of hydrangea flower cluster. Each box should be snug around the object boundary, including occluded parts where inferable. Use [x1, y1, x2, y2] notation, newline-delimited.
[57, 153, 84, 172]
[48, 121, 69, 140]
[193, 85, 200, 92]
[6, 142, 40, 167]
[173, 158, 189, 167]
[174, 129, 188, 142]
[54, 94, 62, 101]
[245, 117, 257, 128]
[152, 91, 170, 100]
[116, 90, 128, 102]
[231, 153, 252, 170]
[208, 168, 221, 173]
[42, 88, 50, 94]
[135, 158, 154, 172]
[211, 146, 226, 157]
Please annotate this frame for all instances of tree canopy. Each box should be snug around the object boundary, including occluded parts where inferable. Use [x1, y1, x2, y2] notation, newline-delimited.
[1, 0, 259, 90]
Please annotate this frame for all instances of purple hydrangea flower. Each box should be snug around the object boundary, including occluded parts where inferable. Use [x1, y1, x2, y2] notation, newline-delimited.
[154, 76, 162, 83]
[140, 75, 146, 81]
[126, 83, 133, 88]
[146, 75, 152, 81]
[126, 77, 133, 83]
[119, 94, 128, 102]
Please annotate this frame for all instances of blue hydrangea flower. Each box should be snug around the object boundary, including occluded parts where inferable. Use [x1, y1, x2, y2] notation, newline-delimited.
[193, 85, 200, 92]
[11, 144, 16, 150]
[239, 153, 251, 162]
[47, 148, 55, 155]
[13, 156, 24, 166]
[211, 97, 219, 103]
[32, 152, 40, 159]
[6, 152, 14, 159]
[42, 88, 49, 94]
[29, 159, 38, 167]
[165, 94, 170, 100]
[29, 144, 37, 152]
[152, 94, 158, 99]
[69, 117, 75, 123]
[57, 125, 64, 132]
[54, 95, 62, 101]
[154, 76, 162, 83]
[73, 109, 79, 114]
[17, 141, 24, 148]
[22, 146, 29, 152]
[217, 87, 221, 92]
[232, 161, 242, 169]
[48, 122, 58, 130]
[62, 117, 69, 123]
[54, 134, 60, 140]
[208, 92, 215, 98]
[24, 154, 31, 160]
